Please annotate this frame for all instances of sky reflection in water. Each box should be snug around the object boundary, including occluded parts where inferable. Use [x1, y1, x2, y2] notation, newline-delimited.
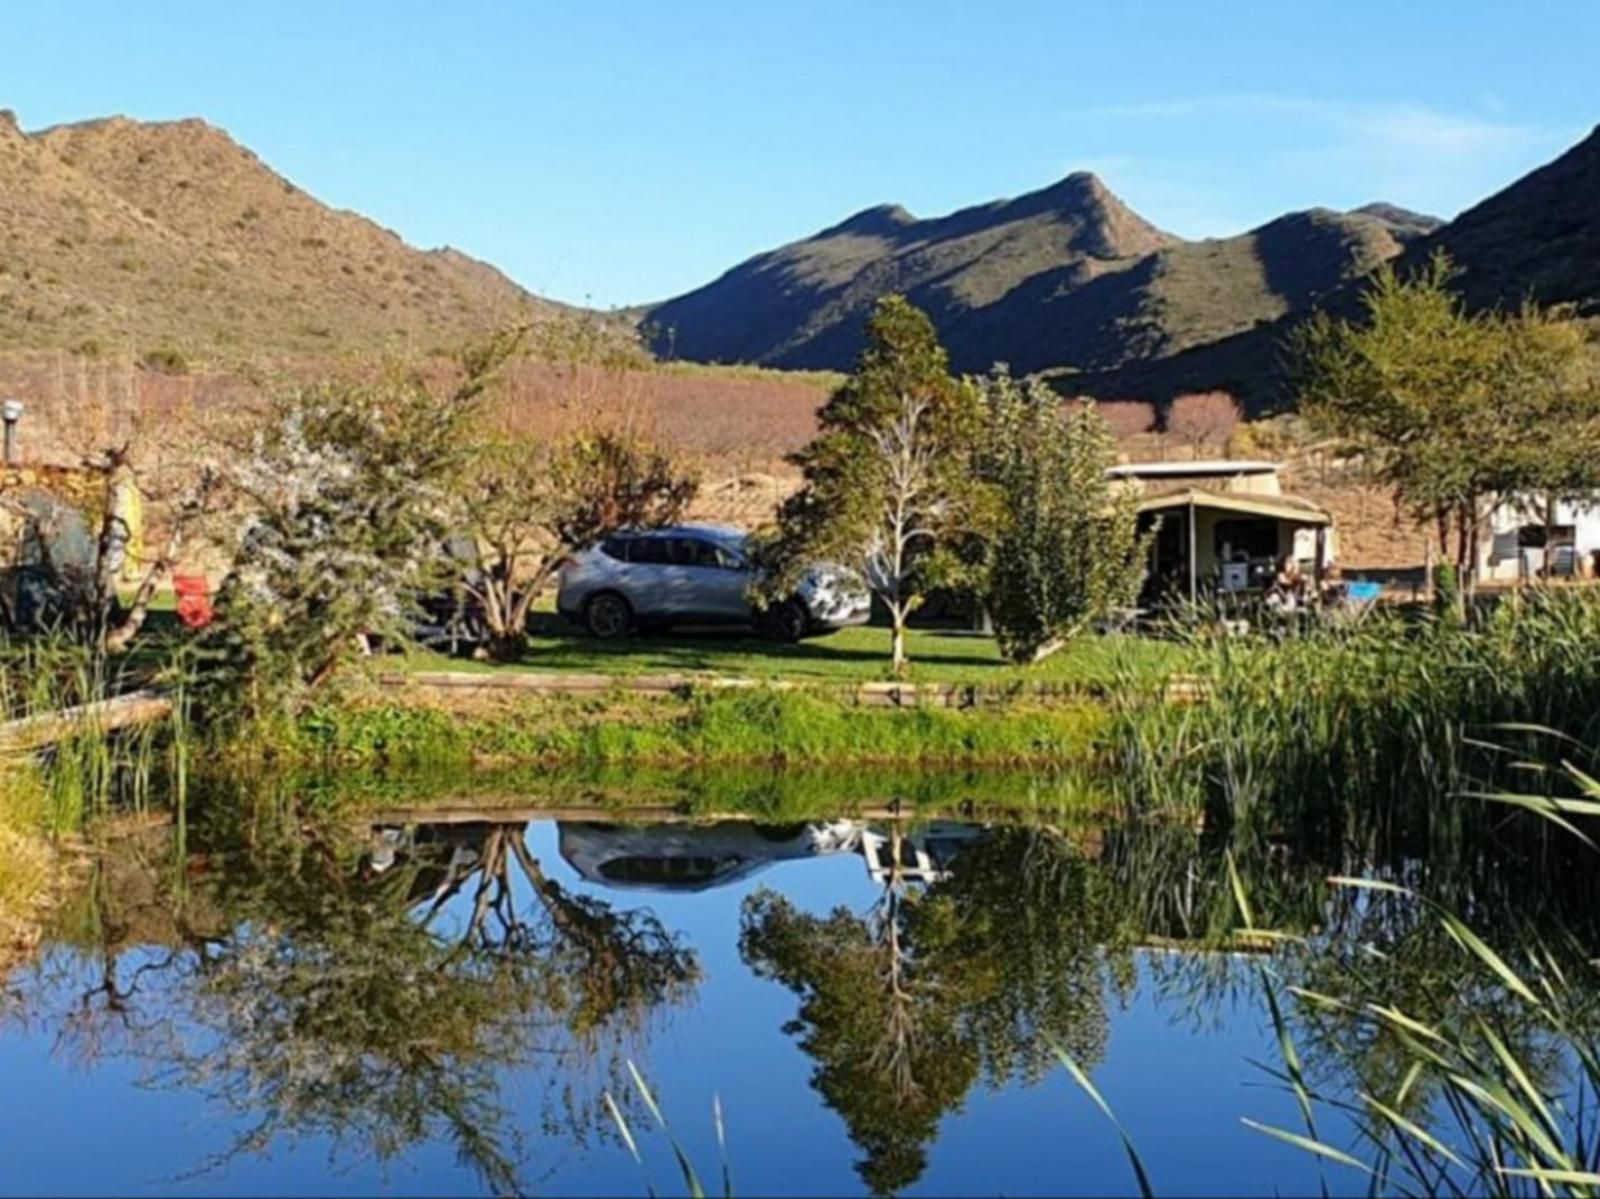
[0, 808, 1437, 1197]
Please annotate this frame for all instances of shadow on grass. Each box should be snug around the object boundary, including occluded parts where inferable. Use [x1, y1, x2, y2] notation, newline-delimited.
[519, 614, 1003, 674]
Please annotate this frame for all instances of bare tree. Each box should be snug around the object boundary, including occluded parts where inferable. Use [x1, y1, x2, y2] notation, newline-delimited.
[1094, 399, 1158, 442]
[1165, 391, 1242, 458]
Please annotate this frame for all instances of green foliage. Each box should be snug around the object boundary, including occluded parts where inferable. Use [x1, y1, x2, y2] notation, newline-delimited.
[52, 801, 698, 1194]
[978, 369, 1148, 664]
[454, 430, 698, 660]
[290, 686, 1107, 770]
[1433, 562, 1463, 625]
[198, 339, 516, 719]
[763, 296, 995, 674]
[740, 826, 1127, 1193]
[1293, 251, 1600, 570]
[1112, 587, 1600, 835]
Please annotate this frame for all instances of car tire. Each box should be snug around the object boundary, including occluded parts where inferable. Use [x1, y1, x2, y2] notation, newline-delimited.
[584, 591, 634, 640]
[760, 600, 808, 644]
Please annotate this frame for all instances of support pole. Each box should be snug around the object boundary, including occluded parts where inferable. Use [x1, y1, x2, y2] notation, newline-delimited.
[1187, 496, 1198, 604]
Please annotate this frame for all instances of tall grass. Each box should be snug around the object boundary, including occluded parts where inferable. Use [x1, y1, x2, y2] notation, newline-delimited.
[0, 634, 191, 832]
[288, 685, 1109, 770]
[1109, 588, 1600, 837]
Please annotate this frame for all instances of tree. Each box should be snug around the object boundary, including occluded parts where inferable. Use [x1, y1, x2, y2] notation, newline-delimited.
[1095, 399, 1158, 441]
[1293, 251, 1600, 578]
[979, 370, 1148, 663]
[200, 337, 515, 717]
[49, 807, 699, 1195]
[762, 296, 992, 675]
[1165, 391, 1241, 458]
[454, 431, 697, 659]
[740, 870, 979, 1194]
[739, 823, 1124, 1194]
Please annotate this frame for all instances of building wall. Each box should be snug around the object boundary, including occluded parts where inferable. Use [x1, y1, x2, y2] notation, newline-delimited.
[1479, 494, 1600, 580]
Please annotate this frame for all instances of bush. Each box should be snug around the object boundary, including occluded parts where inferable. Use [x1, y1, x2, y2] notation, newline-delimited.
[140, 347, 189, 375]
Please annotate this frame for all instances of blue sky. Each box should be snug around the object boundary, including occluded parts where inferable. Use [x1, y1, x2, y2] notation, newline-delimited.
[7, 1, 1598, 307]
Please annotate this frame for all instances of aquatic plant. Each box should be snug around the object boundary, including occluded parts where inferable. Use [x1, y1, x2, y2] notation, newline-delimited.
[1110, 586, 1600, 837]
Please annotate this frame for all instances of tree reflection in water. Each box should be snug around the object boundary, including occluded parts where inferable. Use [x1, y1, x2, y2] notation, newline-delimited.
[740, 822, 1131, 1195]
[21, 790, 1600, 1198]
[31, 808, 699, 1195]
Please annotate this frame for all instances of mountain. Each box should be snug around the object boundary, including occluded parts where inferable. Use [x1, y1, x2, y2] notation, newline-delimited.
[1407, 124, 1600, 313]
[0, 110, 550, 359]
[1067, 123, 1600, 411]
[645, 172, 1433, 376]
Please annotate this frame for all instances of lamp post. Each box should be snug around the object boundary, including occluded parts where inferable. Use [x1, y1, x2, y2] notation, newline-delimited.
[1, 399, 22, 467]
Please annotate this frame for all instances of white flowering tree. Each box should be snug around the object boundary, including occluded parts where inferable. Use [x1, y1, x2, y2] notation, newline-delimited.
[204, 340, 513, 714]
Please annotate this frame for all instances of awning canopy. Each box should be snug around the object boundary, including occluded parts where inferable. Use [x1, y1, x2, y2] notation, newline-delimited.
[1136, 488, 1332, 527]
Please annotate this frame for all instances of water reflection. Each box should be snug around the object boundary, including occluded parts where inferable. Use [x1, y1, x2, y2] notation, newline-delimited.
[9, 789, 1600, 1197]
[22, 810, 700, 1194]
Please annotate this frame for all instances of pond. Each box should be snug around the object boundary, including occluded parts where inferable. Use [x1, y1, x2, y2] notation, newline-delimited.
[3, 777, 1597, 1197]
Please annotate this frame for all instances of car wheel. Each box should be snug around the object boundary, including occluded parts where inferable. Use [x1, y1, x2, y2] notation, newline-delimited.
[761, 600, 808, 644]
[585, 592, 634, 640]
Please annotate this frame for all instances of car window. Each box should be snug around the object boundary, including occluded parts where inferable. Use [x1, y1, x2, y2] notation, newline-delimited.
[600, 535, 631, 562]
[679, 538, 732, 568]
[627, 537, 671, 565]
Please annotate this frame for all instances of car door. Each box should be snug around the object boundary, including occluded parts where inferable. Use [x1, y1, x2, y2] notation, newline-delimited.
[620, 534, 673, 618]
[680, 537, 754, 622]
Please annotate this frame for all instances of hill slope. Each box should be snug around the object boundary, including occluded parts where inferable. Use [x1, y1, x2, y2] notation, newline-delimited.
[646, 173, 1429, 376]
[0, 110, 550, 359]
[1066, 123, 1600, 411]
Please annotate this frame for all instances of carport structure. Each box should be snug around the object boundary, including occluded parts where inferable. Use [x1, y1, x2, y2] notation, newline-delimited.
[1137, 488, 1335, 605]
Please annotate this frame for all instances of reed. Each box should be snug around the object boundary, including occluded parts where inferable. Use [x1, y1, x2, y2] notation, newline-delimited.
[1109, 587, 1600, 836]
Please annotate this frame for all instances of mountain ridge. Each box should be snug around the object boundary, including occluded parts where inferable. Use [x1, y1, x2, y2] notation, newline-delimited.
[644, 169, 1433, 378]
[0, 110, 553, 360]
[1062, 123, 1600, 410]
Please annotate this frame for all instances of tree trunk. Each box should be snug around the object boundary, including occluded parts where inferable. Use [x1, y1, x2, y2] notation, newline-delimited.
[890, 609, 908, 678]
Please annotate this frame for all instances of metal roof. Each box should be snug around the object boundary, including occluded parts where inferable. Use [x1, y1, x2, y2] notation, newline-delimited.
[1136, 488, 1332, 526]
[1108, 460, 1282, 478]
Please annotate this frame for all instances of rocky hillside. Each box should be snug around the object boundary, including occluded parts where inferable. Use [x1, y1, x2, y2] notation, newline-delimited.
[0, 111, 549, 360]
[1068, 123, 1600, 411]
[646, 172, 1434, 376]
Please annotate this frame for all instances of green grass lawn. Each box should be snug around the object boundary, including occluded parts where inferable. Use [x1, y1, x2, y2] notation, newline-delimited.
[397, 615, 1182, 691]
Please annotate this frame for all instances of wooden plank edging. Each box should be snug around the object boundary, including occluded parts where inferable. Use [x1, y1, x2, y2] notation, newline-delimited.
[0, 689, 173, 754]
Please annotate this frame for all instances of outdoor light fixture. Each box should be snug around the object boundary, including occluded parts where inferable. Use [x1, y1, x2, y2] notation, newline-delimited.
[1, 399, 22, 467]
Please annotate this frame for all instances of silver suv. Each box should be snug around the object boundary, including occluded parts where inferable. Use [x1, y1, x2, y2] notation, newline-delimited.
[556, 524, 871, 641]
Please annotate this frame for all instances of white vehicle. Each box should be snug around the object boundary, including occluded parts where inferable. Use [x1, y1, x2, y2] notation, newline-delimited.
[558, 820, 864, 892]
[556, 524, 871, 641]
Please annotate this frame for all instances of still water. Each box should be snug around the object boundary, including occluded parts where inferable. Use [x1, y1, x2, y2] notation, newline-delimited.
[0, 786, 1580, 1197]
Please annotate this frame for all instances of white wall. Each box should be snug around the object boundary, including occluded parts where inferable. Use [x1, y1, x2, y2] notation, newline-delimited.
[1480, 494, 1600, 580]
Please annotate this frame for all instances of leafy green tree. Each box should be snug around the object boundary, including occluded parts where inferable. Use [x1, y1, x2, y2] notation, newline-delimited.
[1292, 252, 1600, 579]
[740, 825, 1123, 1194]
[49, 806, 699, 1195]
[979, 369, 1148, 663]
[762, 296, 994, 675]
[741, 883, 978, 1195]
[453, 430, 697, 660]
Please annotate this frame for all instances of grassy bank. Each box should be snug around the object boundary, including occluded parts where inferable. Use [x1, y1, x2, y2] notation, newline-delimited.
[186, 759, 1120, 826]
[0, 762, 61, 972]
[398, 622, 1184, 690]
[286, 684, 1109, 770]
